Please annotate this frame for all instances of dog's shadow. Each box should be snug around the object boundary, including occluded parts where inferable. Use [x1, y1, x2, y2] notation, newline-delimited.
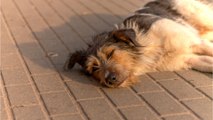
[20, 13, 124, 87]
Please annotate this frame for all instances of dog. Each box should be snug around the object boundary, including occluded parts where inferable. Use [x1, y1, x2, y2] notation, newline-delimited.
[64, 0, 213, 88]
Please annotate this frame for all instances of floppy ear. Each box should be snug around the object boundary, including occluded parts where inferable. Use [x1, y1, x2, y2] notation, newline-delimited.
[112, 29, 140, 47]
[64, 50, 87, 71]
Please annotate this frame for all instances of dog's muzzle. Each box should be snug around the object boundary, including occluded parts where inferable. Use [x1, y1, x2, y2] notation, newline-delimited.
[104, 71, 125, 88]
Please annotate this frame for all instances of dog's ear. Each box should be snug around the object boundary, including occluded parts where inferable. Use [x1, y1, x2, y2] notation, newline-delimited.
[64, 50, 87, 71]
[112, 29, 140, 47]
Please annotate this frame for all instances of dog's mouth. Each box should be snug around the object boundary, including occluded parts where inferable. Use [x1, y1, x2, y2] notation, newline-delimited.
[104, 79, 126, 88]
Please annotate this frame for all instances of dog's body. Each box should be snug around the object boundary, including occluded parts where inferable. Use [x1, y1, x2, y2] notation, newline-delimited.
[65, 0, 213, 87]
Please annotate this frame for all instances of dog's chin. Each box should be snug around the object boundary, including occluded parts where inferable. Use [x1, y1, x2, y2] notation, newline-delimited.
[103, 74, 137, 88]
[117, 75, 138, 87]
[118, 80, 131, 87]
[104, 79, 126, 88]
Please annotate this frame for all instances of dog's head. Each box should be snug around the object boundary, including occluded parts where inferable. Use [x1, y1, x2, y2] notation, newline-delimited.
[64, 29, 141, 87]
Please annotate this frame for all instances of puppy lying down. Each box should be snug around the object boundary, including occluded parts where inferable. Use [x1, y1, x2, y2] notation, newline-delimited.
[64, 0, 213, 88]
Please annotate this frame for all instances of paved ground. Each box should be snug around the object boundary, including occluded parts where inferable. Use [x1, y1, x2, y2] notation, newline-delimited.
[1, 0, 213, 120]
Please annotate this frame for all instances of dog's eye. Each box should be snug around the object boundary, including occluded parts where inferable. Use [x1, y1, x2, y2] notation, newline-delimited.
[92, 66, 100, 72]
[107, 50, 115, 59]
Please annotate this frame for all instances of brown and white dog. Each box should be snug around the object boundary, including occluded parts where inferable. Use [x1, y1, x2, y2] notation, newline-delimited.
[64, 0, 213, 88]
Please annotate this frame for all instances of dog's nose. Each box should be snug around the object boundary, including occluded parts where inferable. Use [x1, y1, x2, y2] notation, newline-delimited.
[105, 71, 117, 83]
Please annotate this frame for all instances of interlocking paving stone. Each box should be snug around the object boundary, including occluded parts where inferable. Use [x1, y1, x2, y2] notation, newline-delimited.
[2, 68, 30, 85]
[110, 0, 138, 12]
[62, 0, 111, 32]
[33, 74, 65, 93]
[49, 51, 70, 65]
[41, 92, 77, 115]
[95, 0, 128, 19]
[15, 2, 69, 55]
[132, 75, 162, 93]
[47, 0, 96, 38]
[159, 79, 203, 100]
[79, 99, 121, 120]
[1, 42, 17, 56]
[148, 71, 180, 81]
[78, 0, 121, 24]
[120, 106, 160, 120]
[6, 85, 37, 106]
[25, 58, 56, 75]
[163, 114, 198, 120]
[141, 92, 187, 116]
[20, 44, 46, 60]
[0, 85, 8, 120]
[0, 97, 7, 120]
[60, 65, 84, 80]
[66, 81, 102, 100]
[203, 73, 212, 78]
[0, 97, 5, 111]
[198, 87, 213, 99]
[31, 0, 87, 51]
[1, 53, 23, 69]
[1, 19, 17, 54]
[126, 0, 149, 7]
[2, 0, 46, 60]
[177, 70, 213, 87]
[0, 87, 3, 97]
[103, 88, 142, 107]
[65, 71, 102, 100]
[2, 1, 30, 40]
[1, 108, 8, 120]
[52, 114, 83, 120]
[13, 105, 45, 120]
[0, 97, 5, 112]
[183, 98, 213, 120]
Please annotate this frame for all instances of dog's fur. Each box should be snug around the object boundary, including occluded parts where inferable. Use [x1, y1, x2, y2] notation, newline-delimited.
[64, 0, 213, 88]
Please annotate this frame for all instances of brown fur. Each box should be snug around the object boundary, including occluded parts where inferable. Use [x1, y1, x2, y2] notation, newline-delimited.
[64, 0, 213, 88]
[86, 42, 139, 87]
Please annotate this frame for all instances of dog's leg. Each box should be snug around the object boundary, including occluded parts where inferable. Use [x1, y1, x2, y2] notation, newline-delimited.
[187, 55, 213, 72]
[200, 31, 213, 42]
[141, 18, 213, 72]
[192, 40, 213, 56]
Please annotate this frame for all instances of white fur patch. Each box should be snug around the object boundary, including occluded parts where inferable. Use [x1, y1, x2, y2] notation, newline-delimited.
[118, 0, 213, 75]
[172, 0, 213, 30]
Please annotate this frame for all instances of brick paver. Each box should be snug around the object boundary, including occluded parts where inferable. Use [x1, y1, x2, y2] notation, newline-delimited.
[120, 106, 160, 120]
[148, 71, 180, 81]
[163, 114, 198, 120]
[52, 114, 84, 120]
[13, 105, 45, 120]
[159, 79, 204, 100]
[132, 74, 163, 93]
[6, 85, 38, 106]
[183, 99, 213, 120]
[41, 92, 77, 115]
[1, 53, 23, 69]
[65, 70, 102, 100]
[0, 97, 8, 120]
[103, 88, 143, 107]
[33, 74, 65, 93]
[177, 70, 213, 87]
[2, 68, 30, 86]
[79, 99, 121, 120]
[141, 92, 187, 116]
[1, 0, 212, 120]
[198, 87, 213, 99]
